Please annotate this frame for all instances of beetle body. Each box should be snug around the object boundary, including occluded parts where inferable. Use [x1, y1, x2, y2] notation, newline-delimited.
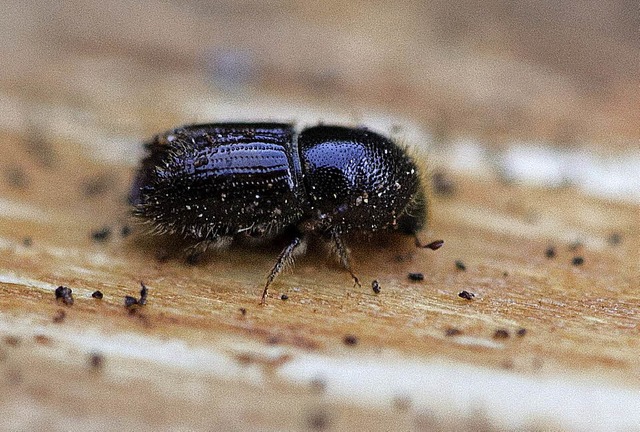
[132, 123, 434, 302]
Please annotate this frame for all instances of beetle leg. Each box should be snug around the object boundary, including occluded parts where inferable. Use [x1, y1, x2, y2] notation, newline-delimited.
[261, 235, 305, 304]
[330, 231, 361, 288]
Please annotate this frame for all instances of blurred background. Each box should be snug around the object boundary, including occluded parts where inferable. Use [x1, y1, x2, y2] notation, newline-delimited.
[1, 1, 638, 197]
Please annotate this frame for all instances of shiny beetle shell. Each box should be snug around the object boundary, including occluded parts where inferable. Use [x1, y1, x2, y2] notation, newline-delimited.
[131, 123, 437, 302]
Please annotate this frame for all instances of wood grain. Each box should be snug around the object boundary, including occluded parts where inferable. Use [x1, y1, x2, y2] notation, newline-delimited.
[0, 129, 638, 429]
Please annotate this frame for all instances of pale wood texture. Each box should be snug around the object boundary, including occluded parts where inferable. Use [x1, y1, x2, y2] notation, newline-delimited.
[0, 1, 639, 430]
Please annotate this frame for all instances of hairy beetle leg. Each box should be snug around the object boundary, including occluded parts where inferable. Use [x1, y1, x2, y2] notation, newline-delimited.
[330, 231, 361, 288]
[260, 235, 304, 305]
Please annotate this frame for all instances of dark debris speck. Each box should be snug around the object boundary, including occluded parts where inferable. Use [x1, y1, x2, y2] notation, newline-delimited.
[607, 232, 622, 246]
[120, 225, 132, 238]
[91, 227, 111, 242]
[493, 329, 510, 339]
[307, 410, 329, 430]
[545, 246, 556, 259]
[458, 290, 475, 300]
[371, 280, 381, 294]
[310, 377, 327, 393]
[124, 282, 149, 309]
[22, 237, 33, 247]
[54, 286, 74, 306]
[89, 352, 104, 370]
[4, 336, 20, 347]
[91, 290, 103, 299]
[572, 256, 584, 266]
[34, 335, 51, 345]
[4, 166, 30, 189]
[25, 134, 57, 168]
[280, 294, 289, 301]
[516, 328, 527, 337]
[239, 307, 247, 316]
[445, 327, 462, 337]
[343, 335, 358, 346]
[455, 260, 466, 271]
[138, 283, 148, 305]
[407, 272, 424, 282]
[432, 171, 456, 196]
[81, 174, 114, 198]
[124, 296, 138, 308]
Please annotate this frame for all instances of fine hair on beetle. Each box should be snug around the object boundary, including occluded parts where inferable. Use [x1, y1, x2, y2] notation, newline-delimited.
[130, 122, 442, 303]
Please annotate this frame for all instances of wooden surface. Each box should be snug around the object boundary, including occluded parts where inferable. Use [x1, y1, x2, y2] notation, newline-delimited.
[0, 138, 638, 430]
[1, 1, 639, 430]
